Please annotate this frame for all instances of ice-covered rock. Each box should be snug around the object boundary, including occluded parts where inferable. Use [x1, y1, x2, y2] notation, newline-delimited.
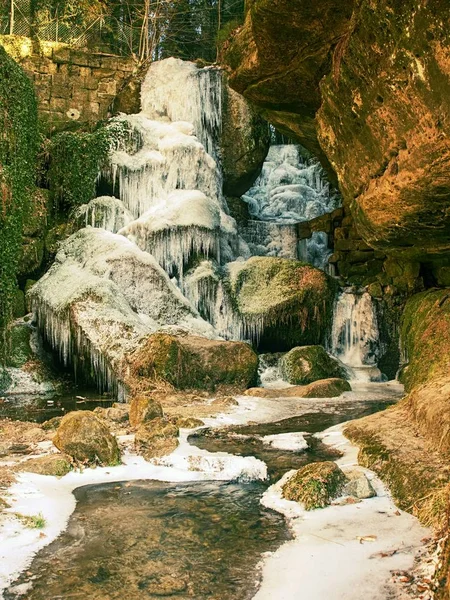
[75, 196, 134, 233]
[29, 228, 217, 396]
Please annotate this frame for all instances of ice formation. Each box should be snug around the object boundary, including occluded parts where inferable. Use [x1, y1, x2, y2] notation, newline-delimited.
[243, 145, 339, 223]
[241, 145, 340, 263]
[75, 196, 134, 233]
[330, 291, 382, 381]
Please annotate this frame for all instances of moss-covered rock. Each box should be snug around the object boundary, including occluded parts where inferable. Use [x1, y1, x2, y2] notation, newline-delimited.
[282, 462, 347, 510]
[134, 418, 179, 460]
[19, 454, 72, 477]
[400, 289, 450, 392]
[245, 377, 351, 398]
[227, 257, 337, 351]
[129, 395, 163, 428]
[280, 345, 346, 385]
[127, 333, 258, 392]
[6, 323, 33, 368]
[53, 411, 121, 466]
[93, 404, 129, 424]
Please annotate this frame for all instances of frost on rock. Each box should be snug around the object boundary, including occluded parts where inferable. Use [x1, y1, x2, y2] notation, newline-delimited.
[75, 196, 134, 233]
[29, 228, 218, 395]
[119, 190, 228, 280]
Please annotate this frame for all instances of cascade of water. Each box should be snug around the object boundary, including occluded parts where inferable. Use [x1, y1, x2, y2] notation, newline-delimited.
[330, 291, 383, 381]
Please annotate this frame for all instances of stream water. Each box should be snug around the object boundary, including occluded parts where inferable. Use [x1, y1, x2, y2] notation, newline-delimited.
[3, 384, 403, 600]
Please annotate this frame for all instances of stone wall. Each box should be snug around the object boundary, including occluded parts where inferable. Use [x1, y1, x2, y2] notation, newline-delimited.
[0, 36, 136, 131]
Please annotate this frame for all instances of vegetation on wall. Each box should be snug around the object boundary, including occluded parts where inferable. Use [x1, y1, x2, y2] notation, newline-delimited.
[0, 45, 38, 379]
[47, 119, 135, 209]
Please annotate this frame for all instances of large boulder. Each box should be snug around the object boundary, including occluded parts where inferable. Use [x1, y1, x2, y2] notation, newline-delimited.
[28, 228, 217, 397]
[279, 345, 346, 385]
[282, 462, 347, 510]
[53, 411, 121, 466]
[135, 418, 179, 460]
[126, 333, 258, 392]
[227, 257, 337, 351]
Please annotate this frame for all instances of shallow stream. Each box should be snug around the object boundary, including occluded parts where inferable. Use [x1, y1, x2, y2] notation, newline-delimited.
[3, 383, 405, 600]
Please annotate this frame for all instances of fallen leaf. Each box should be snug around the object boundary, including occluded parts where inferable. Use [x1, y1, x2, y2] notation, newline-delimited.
[357, 535, 378, 544]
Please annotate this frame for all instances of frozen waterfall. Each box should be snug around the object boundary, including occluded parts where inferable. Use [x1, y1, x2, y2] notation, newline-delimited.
[240, 145, 340, 265]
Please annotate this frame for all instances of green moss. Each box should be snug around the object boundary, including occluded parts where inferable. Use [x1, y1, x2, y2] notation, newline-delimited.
[6, 323, 33, 368]
[47, 118, 135, 209]
[282, 462, 347, 510]
[280, 345, 347, 385]
[0, 45, 38, 371]
[399, 289, 450, 391]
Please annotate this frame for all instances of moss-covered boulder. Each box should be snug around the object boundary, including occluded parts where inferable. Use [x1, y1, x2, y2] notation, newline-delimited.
[135, 418, 179, 460]
[127, 333, 258, 392]
[282, 462, 347, 510]
[227, 257, 337, 351]
[129, 396, 163, 428]
[19, 454, 72, 477]
[280, 345, 346, 385]
[53, 411, 121, 466]
[400, 289, 450, 393]
[93, 404, 130, 424]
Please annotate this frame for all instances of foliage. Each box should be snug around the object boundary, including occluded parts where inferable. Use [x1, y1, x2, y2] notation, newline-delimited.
[47, 119, 133, 209]
[0, 46, 38, 370]
[15, 511, 47, 529]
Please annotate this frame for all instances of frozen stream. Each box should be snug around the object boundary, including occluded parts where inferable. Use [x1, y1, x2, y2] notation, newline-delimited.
[1, 382, 429, 600]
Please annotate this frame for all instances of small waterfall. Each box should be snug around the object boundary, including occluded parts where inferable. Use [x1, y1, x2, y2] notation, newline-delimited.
[330, 291, 383, 381]
[239, 221, 299, 259]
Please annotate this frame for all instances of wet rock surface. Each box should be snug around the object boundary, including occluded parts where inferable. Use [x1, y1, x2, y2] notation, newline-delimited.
[134, 418, 179, 460]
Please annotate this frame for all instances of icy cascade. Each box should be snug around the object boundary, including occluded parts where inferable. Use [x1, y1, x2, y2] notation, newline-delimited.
[240, 221, 298, 259]
[241, 145, 339, 265]
[75, 196, 134, 233]
[96, 59, 237, 281]
[330, 291, 382, 381]
[242, 145, 339, 223]
[141, 58, 222, 159]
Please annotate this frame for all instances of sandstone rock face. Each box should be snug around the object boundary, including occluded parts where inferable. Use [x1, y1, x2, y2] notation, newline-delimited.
[53, 411, 121, 466]
[129, 396, 164, 428]
[134, 418, 179, 460]
[224, 0, 353, 172]
[225, 1, 450, 258]
[279, 345, 346, 385]
[127, 333, 258, 392]
[282, 462, 347, 510]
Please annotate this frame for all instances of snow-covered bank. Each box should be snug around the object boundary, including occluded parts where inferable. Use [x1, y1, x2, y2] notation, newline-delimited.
[254, 424, 430, 600]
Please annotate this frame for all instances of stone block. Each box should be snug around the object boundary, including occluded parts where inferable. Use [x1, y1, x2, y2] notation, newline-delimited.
[98, 79, 117, 96]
